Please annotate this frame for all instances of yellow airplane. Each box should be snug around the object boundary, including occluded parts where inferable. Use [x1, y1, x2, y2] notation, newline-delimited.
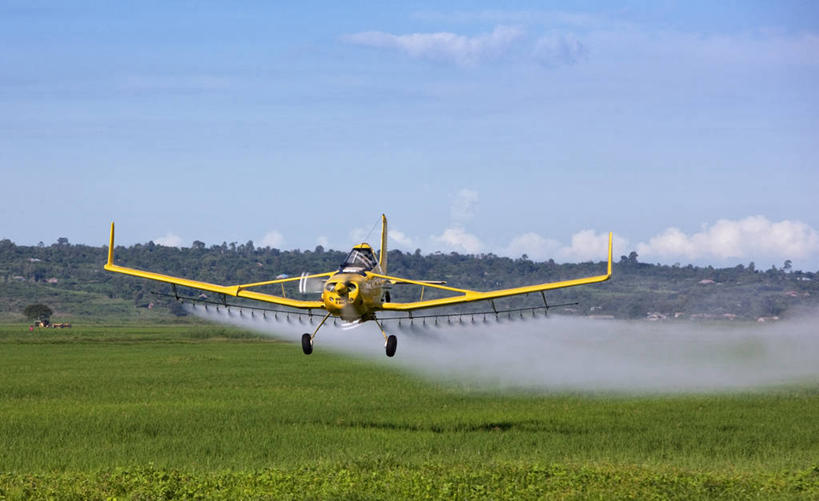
[104, 216, 612, 357]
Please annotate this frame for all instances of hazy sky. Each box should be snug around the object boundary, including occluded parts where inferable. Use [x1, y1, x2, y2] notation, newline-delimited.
[2, 1, 818, 269]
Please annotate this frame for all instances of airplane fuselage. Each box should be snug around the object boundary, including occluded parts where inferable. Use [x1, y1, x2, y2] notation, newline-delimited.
[321, 271, 386, 321]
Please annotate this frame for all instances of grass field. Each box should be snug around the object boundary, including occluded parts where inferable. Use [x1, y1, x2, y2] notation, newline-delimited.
[0, 324, 817, 499]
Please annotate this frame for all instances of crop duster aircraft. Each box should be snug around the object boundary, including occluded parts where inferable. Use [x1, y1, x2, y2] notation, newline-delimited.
[105, 216, 612, 357]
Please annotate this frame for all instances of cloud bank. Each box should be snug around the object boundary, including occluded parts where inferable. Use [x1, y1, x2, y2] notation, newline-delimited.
[259, 231, 284, 249]
[636, 216, 819, 262]
[402, 190, 818, 266]
[153, 233, 183, 247]
[343, 25, 523, 66]
[501, 217, 819, 265]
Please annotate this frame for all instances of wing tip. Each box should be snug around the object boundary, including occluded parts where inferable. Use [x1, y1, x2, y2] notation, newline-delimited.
[107, 221, 116, 266]
[607, 231, 613, 278]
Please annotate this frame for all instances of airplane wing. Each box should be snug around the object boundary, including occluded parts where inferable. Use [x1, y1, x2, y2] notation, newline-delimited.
[104, 223, 327, 309]
[374, 232, 613, 312]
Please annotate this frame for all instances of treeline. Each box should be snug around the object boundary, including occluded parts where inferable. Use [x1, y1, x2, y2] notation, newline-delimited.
[0, 238, 817, 321]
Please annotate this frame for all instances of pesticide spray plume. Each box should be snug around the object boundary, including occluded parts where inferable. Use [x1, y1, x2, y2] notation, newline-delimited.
[186, 302, 819, 393]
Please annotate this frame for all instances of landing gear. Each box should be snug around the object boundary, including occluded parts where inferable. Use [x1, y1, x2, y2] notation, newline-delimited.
[301, 312, 331, 355]
[374, 318, 398, 358]
[385, 335, 397, 357]
[301, 333, 313, 355]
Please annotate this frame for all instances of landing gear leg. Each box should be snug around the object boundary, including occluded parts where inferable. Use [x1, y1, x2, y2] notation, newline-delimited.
[374, 318, 397, 357]
[302, 312, 331, 355]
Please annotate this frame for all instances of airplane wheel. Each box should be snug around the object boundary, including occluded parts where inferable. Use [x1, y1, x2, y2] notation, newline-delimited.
[301, 333, 313, 355]
[385, 335, 397, 357]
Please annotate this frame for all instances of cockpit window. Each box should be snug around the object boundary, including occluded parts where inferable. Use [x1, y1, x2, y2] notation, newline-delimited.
[340, 248, 377, 273]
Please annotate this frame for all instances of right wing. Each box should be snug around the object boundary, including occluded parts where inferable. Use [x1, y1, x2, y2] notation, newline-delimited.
[104, 222, 327, 309]
[374, 232, 613, 312]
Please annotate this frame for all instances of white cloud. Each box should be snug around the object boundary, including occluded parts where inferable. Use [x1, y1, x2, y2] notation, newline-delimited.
[389, 229, 414, 248]
[259, 231, 284, 249]
[431, 227, 484, 254]
[637, 216, 819, 261]
[504, 232, 561, 260]
[344, 216, 819, 265]
[558, 230, 626, 262]
[451, 188, 479, 224]
[533, 33, 588, 66]
[153, 233, 183, 247]
[343, 25, 524, 66]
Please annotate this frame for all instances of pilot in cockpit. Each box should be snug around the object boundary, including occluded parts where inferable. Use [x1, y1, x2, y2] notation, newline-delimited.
[340, 246, 377, 274]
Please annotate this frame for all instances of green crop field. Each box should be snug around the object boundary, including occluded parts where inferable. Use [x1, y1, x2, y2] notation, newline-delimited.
[0, 324, 817, 499]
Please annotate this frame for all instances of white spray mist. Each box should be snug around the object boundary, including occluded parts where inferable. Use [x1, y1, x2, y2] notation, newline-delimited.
[186, 303, 819, 393]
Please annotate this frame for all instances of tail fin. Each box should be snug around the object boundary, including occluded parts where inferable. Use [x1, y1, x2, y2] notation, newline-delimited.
[379, 214, 387, 274]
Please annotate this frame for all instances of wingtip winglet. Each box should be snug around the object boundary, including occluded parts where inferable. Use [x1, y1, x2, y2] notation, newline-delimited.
[107, 222, 115, 267]
[607, 231, 613, 278]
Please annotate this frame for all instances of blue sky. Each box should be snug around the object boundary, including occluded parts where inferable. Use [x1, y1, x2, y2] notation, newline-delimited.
[2, 1, 818, 269]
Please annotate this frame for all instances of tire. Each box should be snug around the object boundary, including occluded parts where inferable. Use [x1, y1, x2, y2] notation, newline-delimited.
[385, 335, 397, 357]
[301, 333, 313, 355]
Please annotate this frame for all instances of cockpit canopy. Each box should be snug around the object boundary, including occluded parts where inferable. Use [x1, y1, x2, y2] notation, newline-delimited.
[340, 245, 378, 273]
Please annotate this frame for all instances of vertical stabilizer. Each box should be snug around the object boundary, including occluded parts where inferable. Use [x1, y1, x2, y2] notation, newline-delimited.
[379, 214, 388, 274]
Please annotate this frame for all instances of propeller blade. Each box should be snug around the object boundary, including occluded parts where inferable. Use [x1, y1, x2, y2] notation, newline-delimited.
[298, 272, 327, 294]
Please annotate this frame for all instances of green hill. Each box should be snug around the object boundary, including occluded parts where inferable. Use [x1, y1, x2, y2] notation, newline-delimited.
[1, 238, 816, 322]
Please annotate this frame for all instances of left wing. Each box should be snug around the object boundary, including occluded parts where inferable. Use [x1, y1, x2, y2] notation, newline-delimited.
[104, 222, 327, 309]
[375, 232, 613, 312]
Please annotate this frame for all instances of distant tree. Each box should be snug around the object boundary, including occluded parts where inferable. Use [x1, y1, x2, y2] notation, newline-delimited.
[57, 237, 69, 246]
[192, 240, 206, 250]
[627, 251, 639, 264]
[32, 267, 47, 282]
[783, 260, 792, 272]
[24, 303, 53, 321]
[314, 245, 325, 254]
[627, 303, 644, 319]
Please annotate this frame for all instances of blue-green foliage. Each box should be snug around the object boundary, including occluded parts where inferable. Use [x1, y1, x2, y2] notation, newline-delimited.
[0, 238, 817, 321]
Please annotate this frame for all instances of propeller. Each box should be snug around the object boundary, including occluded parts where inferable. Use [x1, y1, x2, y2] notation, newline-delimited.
[297, 272, 327, 294]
